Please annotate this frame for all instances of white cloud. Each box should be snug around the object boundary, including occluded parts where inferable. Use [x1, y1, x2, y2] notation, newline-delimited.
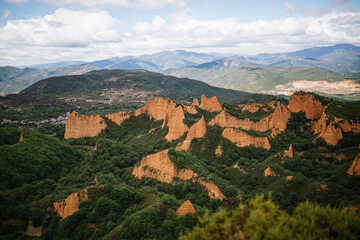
[0, 8, 121, 48]
[2, 9, 10, 19]
[0, 8, 360, 65]
[5, 0, 27, 4]
[38, 0, 186, 9]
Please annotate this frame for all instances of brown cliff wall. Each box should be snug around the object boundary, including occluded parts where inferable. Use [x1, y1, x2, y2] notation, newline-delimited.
[264, 167, 279, 176]
[53, 188, 89, 218]
[347, 153, 360, 176]
[288, 92, 325, 119]
[64, 111, 107, 139]
[222, 128, 271, 150]
[132, 149, 226, 200]
[209, 102, 290, 134]
[284, 144, 293, 158]
[105, 111, 131, 125]
[334, 118, 360, 134]
[176, 200, 196, 215]
[199, 95, 222, 112]
[135, 97, 188, 141]
[177, 116, 206, 151]
[313, 116, 343, 146]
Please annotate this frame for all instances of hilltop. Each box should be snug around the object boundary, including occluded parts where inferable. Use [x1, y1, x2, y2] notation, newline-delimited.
[0, 65, 99, 95]
[21, 69, 250, 112]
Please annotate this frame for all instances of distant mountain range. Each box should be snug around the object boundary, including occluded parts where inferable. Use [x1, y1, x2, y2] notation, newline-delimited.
[1, 44, 360, 96]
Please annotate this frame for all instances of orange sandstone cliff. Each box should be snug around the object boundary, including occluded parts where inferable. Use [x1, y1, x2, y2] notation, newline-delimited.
[177, 116, 206, 151]
[348, 153, 360, 176]
[209, 102, 291, 134]
[135, 97, 189, 141]
[288, 92, 325, 119]
[313, 115, 343, 146]
[222, 128, 271, 150]
[284, 144, 293, 158]
[199, 95, 222, 112]
[334, 117, 360, 134]
[105, 111, 131, 125]
[182, 98, 199, 114]
[264, 167, 279, 176]
[53, 188, 89, 218]
[64, 111, 107, 139]
[132, 149, 226, 200]
[176, 200, 196, 215]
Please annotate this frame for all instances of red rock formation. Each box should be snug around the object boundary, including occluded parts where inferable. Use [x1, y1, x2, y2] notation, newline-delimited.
[334, 117, 360, 134]
[264, 167, 279, 176]
[176, 200, 196, 215]
[313, 116, 343, 146]
[347, 153, 360, 176]
[64, 111, 107, 139]
[22, 221, 42, 237]
[192, 98, 199, 107]
[19, 134, 23, 142]
[105, 111, 131, 125]
[288, 92, 325, 119]
[132, 149, 226, 200]
[233, 163, 247, 174]
[177, 116, 206, 151]
[284, 144, 293, 158]
[215, 145, 223, 156]
[242, 103, 266, 113]
[209, 102, 291, 134]
[222, 128, 271, 150]
[183, 104, 198, 114]
[242, 102, 275, 113]
[286, 176, 294, 181]
[199, 95, 222, 112]
[53, 188, 89, 218]
[135, 97, 188, 141]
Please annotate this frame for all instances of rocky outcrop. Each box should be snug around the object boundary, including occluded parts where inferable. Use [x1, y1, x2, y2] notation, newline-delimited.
[199, 95, 222, 112]
[183, 105, 198, 114]
[209, 102, 291, 134]
[177, 116, 206, 151]
[264, 167, 279, 176]
[215, 145, 223, 156]
[192, 98, 199, 106]
[176, 200, 196, 215]
[284, 144, 293, 158]
[286, 176, 294, 181]
[288, 92, 325, 119]
[105, 111, 131, 125]
[347, 153, 360, 176]
[334, 118, 360, 134]
[64, 111, 107, 139]
[183, 98, 199, 114]
[132, 149, 226, 200]
[135, 97, 189, 141]
[53, 188, 89, 218]
[22, 221, 42, 237]
[233, 163, 247, 174]
[222, 128, 271, 150]
[242, 102, 275, 113]
[313, 116, 343, 146]
[19, 134, 23, 142]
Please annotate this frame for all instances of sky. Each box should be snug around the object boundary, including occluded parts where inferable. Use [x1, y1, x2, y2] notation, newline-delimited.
[0, 0, 359, 66]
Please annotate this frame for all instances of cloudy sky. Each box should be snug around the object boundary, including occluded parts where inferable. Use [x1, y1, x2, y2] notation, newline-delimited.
[0, 0, 359, 66]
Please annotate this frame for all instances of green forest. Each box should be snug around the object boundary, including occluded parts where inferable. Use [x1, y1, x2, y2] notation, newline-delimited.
[0, 91, 360, 240]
